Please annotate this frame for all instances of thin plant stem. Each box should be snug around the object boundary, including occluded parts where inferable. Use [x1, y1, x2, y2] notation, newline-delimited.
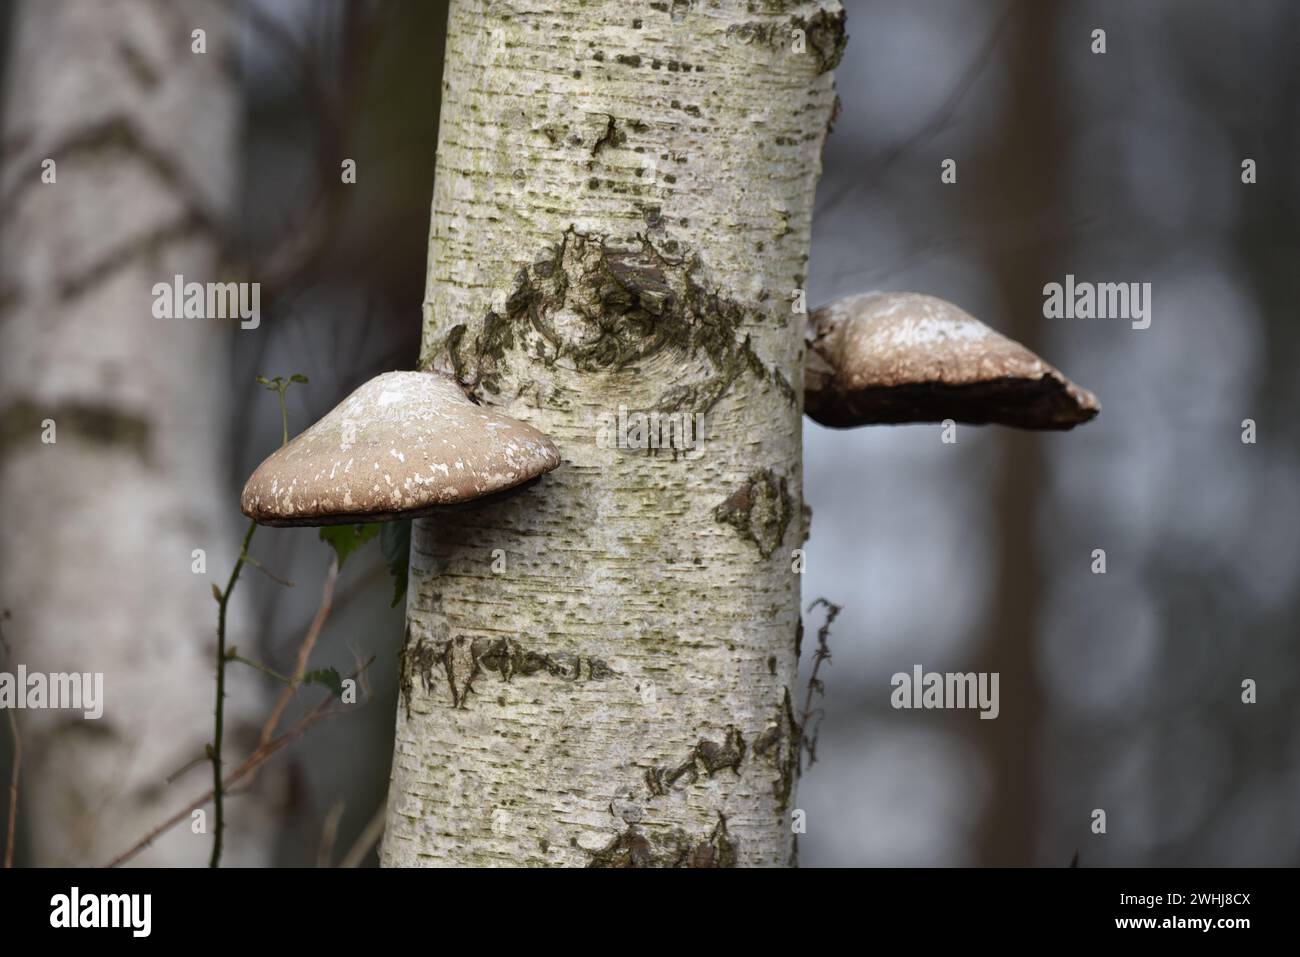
[799, 598, 839, 773]
[210, 517, 257, 867]
[108, 656, 372, 869]
[259, 555, 338, 747]
[277, 388, 289, 446]
[228, 653, 295, 685]
[208, 373, 299, 866]
[338, 803, 387, 869]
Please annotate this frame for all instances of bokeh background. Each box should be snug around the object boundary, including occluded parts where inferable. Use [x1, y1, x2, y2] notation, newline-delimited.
[1, 0, 1296, 866]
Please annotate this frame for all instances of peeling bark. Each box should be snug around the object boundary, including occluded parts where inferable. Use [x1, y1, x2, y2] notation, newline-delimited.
[383, 0, 842, 867]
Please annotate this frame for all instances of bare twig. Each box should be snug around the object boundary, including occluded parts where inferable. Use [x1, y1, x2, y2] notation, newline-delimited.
[241, 552, 295, 588]
[338, 803, 387, 869]
[111, 702, 330, 867]
[317, 799, 345, 868]
[228, 654, 295, 686]
[260, 555, 339, 749]
[206, 375, 307, 867]
[105, 656, 374, 869]
[210, 517, 258, 868]
[161, 548, 341, 829]
[219, 0, 366, 297]
[815, 3, 1016, 216]
[279, 558, 387, 657]
[800, 598, 840, 773]
[164, 752, 208, 786]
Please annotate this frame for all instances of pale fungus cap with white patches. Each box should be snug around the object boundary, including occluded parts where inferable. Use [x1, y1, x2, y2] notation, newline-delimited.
[241, 371, 561, 526]
[804, 291, 1100, 430]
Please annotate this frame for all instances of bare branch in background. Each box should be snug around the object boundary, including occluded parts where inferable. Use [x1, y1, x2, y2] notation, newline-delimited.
[338, 803, 387, 869]
[224, 1, 390, 479]
[105, 655, 374, 869]
[317, 799, 345, 868]
[800, 598, 840, 773]
[259, 555, 340, 750]
[816, 2, 1015, 216]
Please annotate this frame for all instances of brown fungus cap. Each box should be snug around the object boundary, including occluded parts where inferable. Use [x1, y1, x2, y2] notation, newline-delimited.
[804, 291, 1100, 430]
[241, 371, 561, 526]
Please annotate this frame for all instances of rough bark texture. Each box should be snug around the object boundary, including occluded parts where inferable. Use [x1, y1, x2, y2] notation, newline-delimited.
[383, 0, 842, 867]
[0, 0, 277, 865]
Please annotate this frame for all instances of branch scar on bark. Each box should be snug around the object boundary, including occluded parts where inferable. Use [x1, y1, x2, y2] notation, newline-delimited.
[713, 468, 793, 558]
[645, 725, 746, 796]
[587, 813, 736, 868]
[429, 227, 796, 412]
[728, 7, 848, 75]
[400, 631, 616, 714]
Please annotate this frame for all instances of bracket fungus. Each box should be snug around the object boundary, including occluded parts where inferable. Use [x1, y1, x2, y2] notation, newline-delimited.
[804, 291, 1099, 430]
[241, 371, 561, 527]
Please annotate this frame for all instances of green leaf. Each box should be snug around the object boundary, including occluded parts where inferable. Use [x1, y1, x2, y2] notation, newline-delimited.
[302, 666, 343, 699]
[289, 373, 309, 384]
[318, 523, 380, 569]
[381, 519, 411, 608]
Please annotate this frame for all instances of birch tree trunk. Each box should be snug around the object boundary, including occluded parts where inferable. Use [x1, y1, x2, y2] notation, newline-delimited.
[0, 0, 277, 866]
[384, 0, 844, 867]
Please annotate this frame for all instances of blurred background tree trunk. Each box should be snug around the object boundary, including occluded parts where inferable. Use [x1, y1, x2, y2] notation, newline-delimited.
[966, 0, 1063, 866]
[382, 0, 842, 866]
[0, 0, 278, 865]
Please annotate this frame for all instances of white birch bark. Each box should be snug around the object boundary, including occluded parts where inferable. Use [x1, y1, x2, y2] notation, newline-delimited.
[0, 0, 277, 866]
[384, 0, 843, 867]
